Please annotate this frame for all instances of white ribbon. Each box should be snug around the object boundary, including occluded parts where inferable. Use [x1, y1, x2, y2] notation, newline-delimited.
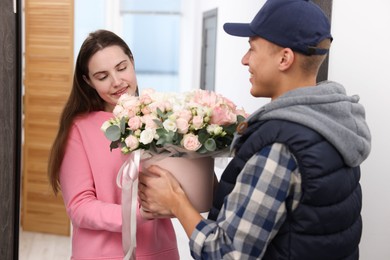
[117, 150, 141, 260]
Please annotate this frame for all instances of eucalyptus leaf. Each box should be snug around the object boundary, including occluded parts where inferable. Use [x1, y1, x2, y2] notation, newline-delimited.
[120, 117, 127, 134]
[197, 129, 209, 143]
[105, 125, 121, 141]
[165, 131, 175, 143]
[156, 107, 165, 119]
[153, 119, 163, 128]
[204, 138, 217, 151]
[197, 146, 208, 154]
[156, 128, 166, 137]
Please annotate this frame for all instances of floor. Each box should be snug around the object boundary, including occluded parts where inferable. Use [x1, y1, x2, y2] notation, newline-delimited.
[19, 229, 71, 260]
[18, 219, 192, 260]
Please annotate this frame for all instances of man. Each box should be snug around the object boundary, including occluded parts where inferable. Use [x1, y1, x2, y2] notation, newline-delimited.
[138, 0, 371, 259]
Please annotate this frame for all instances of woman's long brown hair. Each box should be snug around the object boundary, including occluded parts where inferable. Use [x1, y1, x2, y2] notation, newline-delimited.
[47, 29, 134, 194]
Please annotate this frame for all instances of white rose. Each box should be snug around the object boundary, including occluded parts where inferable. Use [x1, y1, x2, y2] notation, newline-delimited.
[100, 121, 111, 132]
[163, 119, 177, 132]
[207, 124, 223, 135]
[139, 128, 156, 145]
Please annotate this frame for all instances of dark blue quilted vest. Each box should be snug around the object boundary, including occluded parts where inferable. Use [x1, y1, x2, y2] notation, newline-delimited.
[208, 120, 361, 260]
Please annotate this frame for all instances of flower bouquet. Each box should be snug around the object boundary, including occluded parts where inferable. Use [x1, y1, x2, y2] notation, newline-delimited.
[102, 88, 247, 157]
[101, 88, 247, 259]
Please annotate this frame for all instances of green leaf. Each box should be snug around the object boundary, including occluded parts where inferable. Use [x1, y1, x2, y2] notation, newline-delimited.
[171, 132, 181, 145]
[165, 131, 175, 143]
[197, 129, 210, 143]
[156, 107, 173, 120]
[153, 119, 163, 128]
[105, 125, 121, 141]
[156, 128, 167, 137]
[120, 117, 127, 134]
[197, 146, 208, 154]
[204, 138, 217, 151]
[109, 140, 120, 151]
[215, 135, 231, 149]
[237, 115, 246, 122]
[224, 123, 237, 135]
[156, 107, 164, 118]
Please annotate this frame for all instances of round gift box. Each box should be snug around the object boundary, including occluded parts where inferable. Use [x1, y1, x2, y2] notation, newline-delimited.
[141, 156, 214, 213]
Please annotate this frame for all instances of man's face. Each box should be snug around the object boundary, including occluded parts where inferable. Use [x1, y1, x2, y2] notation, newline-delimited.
[241, 37, 282, 99]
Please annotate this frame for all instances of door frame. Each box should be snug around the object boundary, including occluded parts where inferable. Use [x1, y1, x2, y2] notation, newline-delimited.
[200, 8, 218, 91]
[0, 0, 22, 259]
[313, 0, 333, 82]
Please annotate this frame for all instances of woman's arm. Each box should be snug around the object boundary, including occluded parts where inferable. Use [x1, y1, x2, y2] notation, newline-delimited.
[59, 124, 122, 232]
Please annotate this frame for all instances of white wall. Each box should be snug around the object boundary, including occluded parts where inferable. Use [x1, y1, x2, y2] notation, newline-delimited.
[178, 0, 264, 113]
[330, 1, 390, 259]
[183, 0, 390, 259]
[214, 0, 267, 114]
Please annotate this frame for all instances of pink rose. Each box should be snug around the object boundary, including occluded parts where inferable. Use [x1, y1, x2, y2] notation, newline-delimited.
[113, 105, 126, 118]
[181, 134, 202, 151]
[176, 109, 192, 122]
[148, 101, 166, 114]
[192, 115, 204, 129]
[210, 106, 237, 125]
[142, 114, 159, 129]
[176, 118, 189, 134]
[193, 90, 218, 107]
[124, 106, 139, 118]
[128, 116, 143, 131]
[221, 96, 236, 110]
[122, 97, 140, 109]
[163, 101, 173, 111]
[139, 94, 153, 105]
[141, 106, 151, 115]
[125, 135, 139, 151]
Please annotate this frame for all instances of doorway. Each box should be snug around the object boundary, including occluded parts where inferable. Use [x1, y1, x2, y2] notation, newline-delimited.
[200, 8, 218, 91]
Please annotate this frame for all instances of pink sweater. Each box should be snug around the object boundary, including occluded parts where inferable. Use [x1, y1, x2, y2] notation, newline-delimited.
[60, 111, 179, 260]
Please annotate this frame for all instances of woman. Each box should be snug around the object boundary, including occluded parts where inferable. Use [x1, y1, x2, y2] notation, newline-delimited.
[48, 29, 179, 260]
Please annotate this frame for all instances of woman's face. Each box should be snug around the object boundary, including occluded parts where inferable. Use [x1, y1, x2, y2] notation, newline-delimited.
[85, 45, 137, 112]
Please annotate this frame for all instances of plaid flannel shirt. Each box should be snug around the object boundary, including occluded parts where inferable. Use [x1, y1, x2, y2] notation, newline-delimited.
[190, 143, 301, 259]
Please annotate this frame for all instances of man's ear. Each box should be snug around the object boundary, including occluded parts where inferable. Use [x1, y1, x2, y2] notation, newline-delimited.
[83, 75, 94, 88]
[279, 48, 294, 71]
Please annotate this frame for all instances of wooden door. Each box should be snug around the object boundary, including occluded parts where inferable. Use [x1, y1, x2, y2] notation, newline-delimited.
[22, 0, 74, 235]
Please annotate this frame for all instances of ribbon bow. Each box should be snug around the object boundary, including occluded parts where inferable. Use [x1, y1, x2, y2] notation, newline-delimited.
[117, 150, 141, 260]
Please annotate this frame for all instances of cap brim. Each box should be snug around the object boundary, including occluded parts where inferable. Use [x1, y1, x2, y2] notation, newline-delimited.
[223, 23, 257, 37]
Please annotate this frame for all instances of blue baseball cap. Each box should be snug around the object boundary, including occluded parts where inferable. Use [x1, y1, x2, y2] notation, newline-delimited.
[223, 0, 332, 55]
